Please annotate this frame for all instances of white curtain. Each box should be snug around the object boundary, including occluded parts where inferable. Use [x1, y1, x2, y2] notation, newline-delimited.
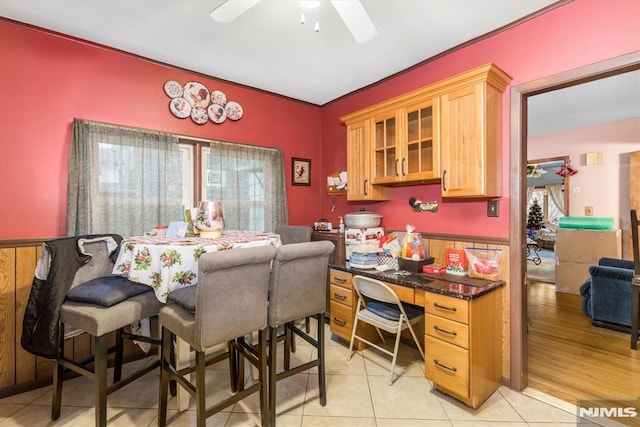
[546, 184, 565, 214]
[206, 140, 287, 232]
[67, 119, 183, 236]
[527, 186, 535, 205]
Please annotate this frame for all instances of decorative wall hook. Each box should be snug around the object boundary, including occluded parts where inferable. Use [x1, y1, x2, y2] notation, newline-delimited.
[409, 197, 438, 213]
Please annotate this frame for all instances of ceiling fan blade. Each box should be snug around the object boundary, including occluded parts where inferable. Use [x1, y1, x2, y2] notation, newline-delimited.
[330, 0, 377, 43]
[210, 0, 261, 23]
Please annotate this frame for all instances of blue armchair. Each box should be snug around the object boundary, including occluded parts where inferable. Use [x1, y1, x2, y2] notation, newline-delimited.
[580, 257, 635, 328]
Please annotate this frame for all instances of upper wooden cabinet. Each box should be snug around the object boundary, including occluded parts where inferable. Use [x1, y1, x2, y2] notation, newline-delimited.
[341, 63, 511, 199]
[345, 119, 390, 201]
[439, 64, 511, 197]
[371, 99, 440, 185]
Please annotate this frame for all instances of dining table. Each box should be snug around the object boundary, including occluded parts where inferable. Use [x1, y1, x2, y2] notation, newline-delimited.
[111, 230, 281, 410]
[112, 230, 282, 303]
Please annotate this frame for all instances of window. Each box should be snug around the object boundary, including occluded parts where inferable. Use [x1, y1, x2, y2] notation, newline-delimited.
[198, 139, 287, 231]
[526, 187, 564, 229]
[68, 119, 287, 237]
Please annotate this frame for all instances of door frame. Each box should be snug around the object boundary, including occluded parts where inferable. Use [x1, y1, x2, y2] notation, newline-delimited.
[508, 51, 640, 391]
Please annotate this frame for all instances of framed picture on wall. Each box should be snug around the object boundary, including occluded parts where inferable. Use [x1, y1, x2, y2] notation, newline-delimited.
[292, 157, 311, 186]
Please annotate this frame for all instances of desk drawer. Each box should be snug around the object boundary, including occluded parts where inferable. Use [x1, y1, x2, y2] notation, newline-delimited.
[330, 301, 353, 339]
[330, 284, 353, 306]
[330, 269, 352, 289]
[425, 314, 469, 348]
[388, 283, 415, 304]
[425, 335, 469, 398]
[425, 293, 469, 324]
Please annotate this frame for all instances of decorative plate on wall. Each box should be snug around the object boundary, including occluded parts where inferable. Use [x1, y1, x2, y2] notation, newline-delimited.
[225, 101, 243, 121]
[211, 90, 227, 106]
[169, 97, 191, 119]
[164, 81, 243, 124]
[190, 107, 209, 125]
[164, 80, 183, 98]
[208, 104, 227, 124]
[183, 81, 210, 108]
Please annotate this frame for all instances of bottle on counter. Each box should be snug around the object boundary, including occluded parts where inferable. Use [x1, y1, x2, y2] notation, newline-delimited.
[339, 216, 345, 233]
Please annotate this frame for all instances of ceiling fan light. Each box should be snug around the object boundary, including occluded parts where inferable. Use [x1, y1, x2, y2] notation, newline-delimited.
[210, 0, 260, 23]
[330, 0, 378, 43]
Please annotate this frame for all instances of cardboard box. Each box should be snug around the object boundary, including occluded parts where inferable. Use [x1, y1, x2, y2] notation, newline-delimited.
[555, 261, 591, 295]
[555, 229, 621, 263]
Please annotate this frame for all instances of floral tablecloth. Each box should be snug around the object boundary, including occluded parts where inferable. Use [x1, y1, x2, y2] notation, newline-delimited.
[112, 231, 281, 303]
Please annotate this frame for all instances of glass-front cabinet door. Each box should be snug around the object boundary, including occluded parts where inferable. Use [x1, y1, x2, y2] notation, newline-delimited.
[372, 100, 439, 185]
[402, 98, 439, 182]
[372, 110, 399, 184]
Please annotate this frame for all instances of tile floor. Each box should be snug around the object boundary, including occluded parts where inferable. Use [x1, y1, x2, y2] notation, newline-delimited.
[0, 321, 613, 426]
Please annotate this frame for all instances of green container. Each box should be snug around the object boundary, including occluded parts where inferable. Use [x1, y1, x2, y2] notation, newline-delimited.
[558, 216, 614, 230]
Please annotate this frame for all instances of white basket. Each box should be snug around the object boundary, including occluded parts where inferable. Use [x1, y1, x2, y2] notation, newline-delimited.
[377, 254, 398, 270]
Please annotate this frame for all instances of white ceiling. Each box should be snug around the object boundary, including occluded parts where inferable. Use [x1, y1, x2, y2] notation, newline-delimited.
[528, 70, 640, 137]
[0, 0, 557, 106]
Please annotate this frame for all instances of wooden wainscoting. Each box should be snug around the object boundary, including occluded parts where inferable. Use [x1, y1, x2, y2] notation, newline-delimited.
[0, 240, 152, 398]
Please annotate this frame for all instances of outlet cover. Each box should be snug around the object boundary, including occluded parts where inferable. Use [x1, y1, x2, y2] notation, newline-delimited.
[487, 200, 499, 217]
[585, 206, 593, 216]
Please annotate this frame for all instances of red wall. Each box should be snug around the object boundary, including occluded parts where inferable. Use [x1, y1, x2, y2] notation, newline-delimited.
[320, 0, 640, 238]
[2, 0, 639, 241]
[0, 21, 322, 240]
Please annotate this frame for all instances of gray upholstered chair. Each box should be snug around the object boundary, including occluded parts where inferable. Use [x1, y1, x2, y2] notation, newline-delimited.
[158, 245, 276, 427]
[21, 235, 163, 427]
[274, 224, 314, 334]
[266, 240, 334, 426]
[274, 225, 312, 245]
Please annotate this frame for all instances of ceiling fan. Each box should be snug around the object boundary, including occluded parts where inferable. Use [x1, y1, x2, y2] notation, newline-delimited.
[527, 164, 548, 179]
[209, 0, 378, 43]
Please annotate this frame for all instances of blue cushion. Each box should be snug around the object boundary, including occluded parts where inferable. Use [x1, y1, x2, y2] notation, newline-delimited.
[167, 286, 196, 313]
[66, 276, 152, 307]
[368, 300, 423, 321]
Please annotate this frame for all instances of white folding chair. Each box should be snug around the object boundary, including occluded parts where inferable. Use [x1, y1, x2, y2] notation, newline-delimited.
[348, 275, 425, 385]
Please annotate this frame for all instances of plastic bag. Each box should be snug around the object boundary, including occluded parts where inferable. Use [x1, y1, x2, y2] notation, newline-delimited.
[464, 247, 502, 281]
[400, 225, 426, 260]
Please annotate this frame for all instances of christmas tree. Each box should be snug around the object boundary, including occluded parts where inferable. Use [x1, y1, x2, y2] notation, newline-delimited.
[527, 199, 544, 230]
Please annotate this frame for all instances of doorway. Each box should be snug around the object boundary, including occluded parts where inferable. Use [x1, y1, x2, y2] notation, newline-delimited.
[509, 51, 640, 392]
[525, 156, 569, 284]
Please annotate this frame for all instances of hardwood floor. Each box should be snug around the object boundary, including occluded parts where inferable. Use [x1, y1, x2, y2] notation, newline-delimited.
[527, 281, 640, 408]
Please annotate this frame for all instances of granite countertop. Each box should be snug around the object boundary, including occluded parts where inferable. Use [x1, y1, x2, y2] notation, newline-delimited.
[329, 263, 504, 300]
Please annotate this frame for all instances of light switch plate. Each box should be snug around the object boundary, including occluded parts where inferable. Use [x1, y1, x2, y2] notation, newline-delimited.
[487, 200, 499, 217]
